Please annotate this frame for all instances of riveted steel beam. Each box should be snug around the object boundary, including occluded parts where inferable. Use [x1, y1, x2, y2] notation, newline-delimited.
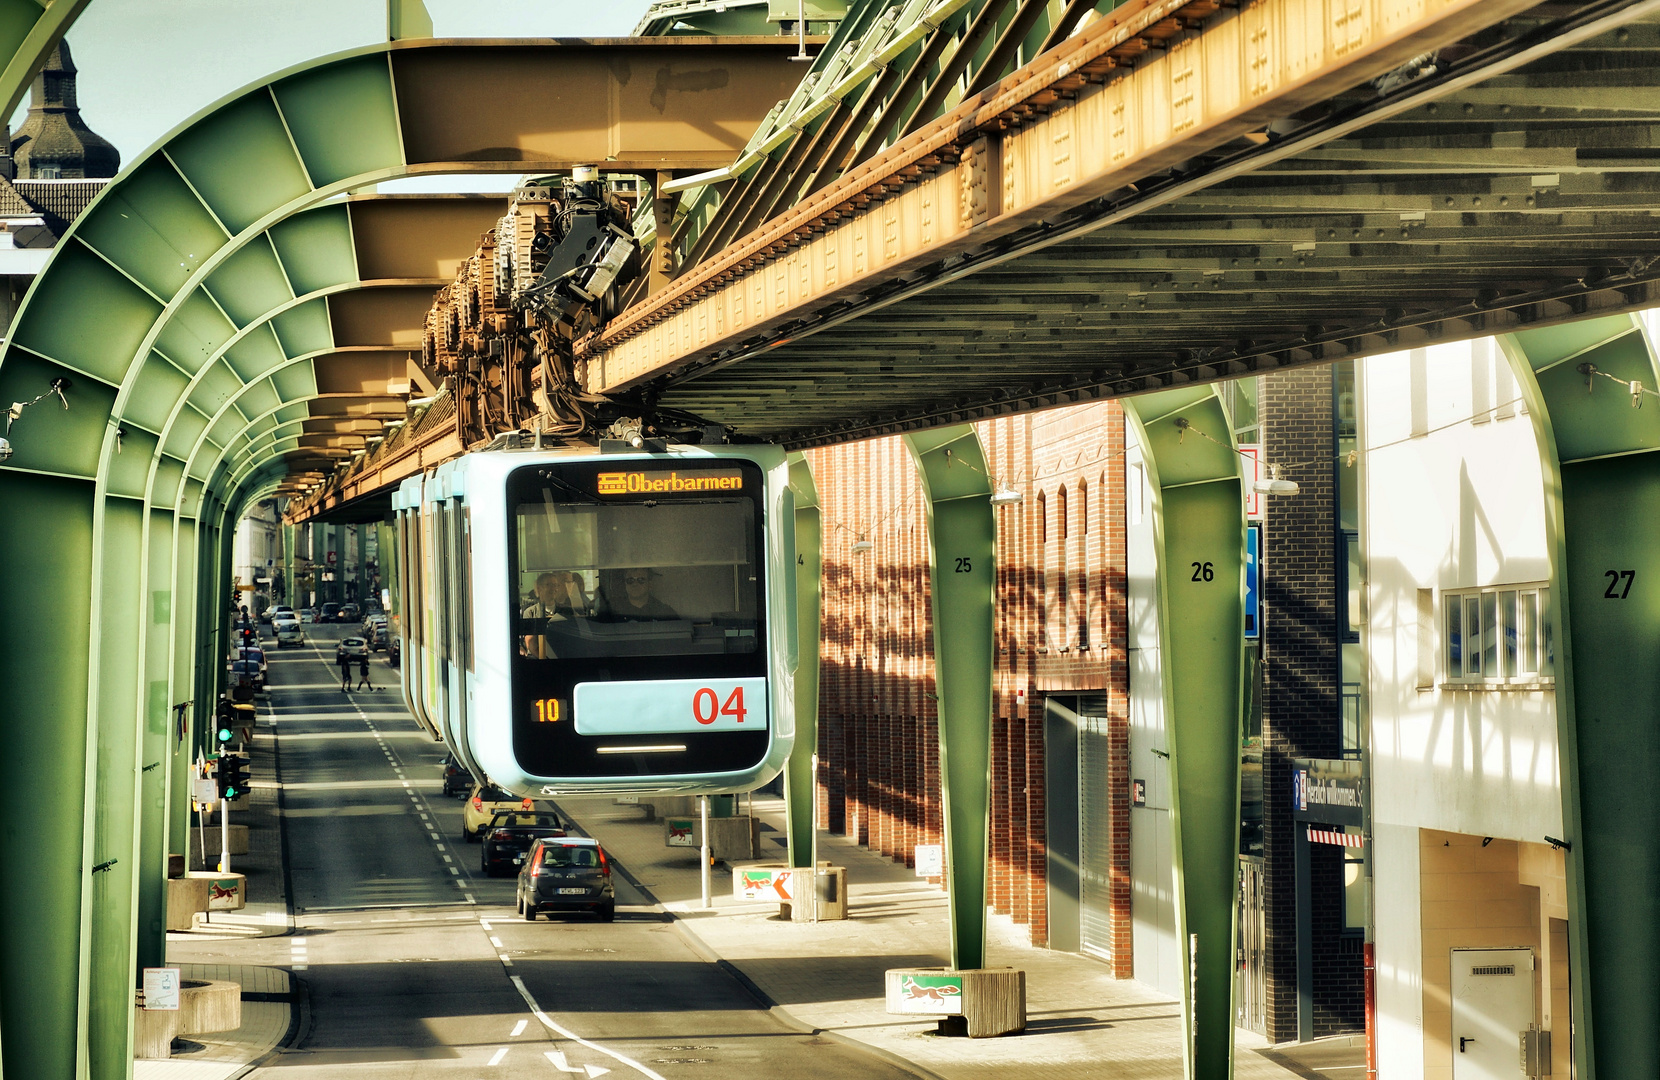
[580, 0, 1548, 391]
[1121, 386, 1244, 1080]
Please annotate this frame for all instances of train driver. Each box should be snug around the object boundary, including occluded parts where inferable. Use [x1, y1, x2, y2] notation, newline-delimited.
[601, 567, 680, 622]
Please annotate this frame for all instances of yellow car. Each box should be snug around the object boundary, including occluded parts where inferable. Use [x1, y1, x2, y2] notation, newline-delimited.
[462, 783, 534, 841]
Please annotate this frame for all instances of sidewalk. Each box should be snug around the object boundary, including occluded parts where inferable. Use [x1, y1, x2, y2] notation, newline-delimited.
[557, 794, 1309, 1080]
[140, 703, 297, 1079]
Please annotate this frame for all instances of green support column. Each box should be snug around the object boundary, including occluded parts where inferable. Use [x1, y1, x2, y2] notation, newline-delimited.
[136, 509, 177, 974]
[169, 519, 201, 862]
[0, 476, 94, 1078]
[355, 522, 368, 606]
[1122, 387, 1246, 1080]
[1500, 315, 1660, 1079]
[902, 426, 996, 972]
[786, 454, 822, 868]
[86, 495, 145, 1080]
[283, 522, 297, 608]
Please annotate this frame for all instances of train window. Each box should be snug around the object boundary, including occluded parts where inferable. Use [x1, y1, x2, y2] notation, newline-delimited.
[514, 499, 758, 658]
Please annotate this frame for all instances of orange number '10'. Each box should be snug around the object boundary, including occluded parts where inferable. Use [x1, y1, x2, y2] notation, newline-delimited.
[692, 686, 748, 725]
[534, 698, 562, 723]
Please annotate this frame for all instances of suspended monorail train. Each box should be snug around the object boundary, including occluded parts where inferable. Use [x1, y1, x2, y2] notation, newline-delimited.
[392, 444, 797, 797]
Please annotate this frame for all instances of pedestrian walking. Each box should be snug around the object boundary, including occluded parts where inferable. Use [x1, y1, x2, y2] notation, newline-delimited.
[355, 653, 375, 692]
[337, 648, 353, 691]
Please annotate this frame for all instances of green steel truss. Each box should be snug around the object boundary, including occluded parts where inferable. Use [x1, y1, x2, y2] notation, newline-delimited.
[1122, 387, 1245, 1080]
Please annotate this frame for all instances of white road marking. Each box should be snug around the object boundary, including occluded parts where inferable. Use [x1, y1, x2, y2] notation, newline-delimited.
[511, 1019, 528, 1037]
[443, 855, 453, 864]
[499, 953, 513, 964]
[436, 845, 446, 852]
[429, 832, 441, 840]
[490, 936, 503, 948]
[488, 1047, 509, 1066]
[479, 919, 492, 929]
[449, 867, 460, 876]
[513, 977, 665, 1080]
[464, 893, 476, 904]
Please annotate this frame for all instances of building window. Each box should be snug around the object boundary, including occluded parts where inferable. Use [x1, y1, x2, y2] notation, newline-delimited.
[1443, 584, 1554, 685]
[33, 163, 60, 179]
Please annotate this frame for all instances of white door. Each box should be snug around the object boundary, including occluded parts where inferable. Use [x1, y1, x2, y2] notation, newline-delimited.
[1451, 948, 1534, 1080]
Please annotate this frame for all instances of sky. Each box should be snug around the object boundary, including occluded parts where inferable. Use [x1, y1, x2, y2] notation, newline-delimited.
[25, 0, 657, 186]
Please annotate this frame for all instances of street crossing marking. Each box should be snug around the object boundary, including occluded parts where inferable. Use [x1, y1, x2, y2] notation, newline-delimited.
[511, 1019, 527, 1037]
[488, 1047, 509, 1066]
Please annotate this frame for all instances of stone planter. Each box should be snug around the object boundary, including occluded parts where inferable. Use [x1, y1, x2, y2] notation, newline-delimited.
[884, 967, 1026, 1037]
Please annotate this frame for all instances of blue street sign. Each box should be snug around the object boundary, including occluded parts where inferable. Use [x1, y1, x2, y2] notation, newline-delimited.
[1244, 523, 1260, 639]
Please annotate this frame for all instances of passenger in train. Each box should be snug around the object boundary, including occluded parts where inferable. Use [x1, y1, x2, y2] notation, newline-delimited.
[521, 571, 590, 657]
[597, 567, 679, 622]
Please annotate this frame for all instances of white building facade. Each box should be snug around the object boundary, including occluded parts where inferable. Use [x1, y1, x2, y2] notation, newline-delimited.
[1360, 336, 1575, 1079]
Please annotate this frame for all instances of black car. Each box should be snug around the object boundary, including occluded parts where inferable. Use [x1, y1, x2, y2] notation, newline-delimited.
[516, 837, 615, 921]
[319, 602, 340, 623]
[481, 811, 566, 877]
[339, 603, 360, 622]
[441, 754, 468, 798]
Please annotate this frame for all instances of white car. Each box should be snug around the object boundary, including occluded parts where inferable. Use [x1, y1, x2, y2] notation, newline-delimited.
[273, 617, 305, 648]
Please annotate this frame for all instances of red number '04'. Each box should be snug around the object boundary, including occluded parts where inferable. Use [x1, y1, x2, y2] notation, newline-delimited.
[722, 686, 747, 723]
[693, 687, 719, 725]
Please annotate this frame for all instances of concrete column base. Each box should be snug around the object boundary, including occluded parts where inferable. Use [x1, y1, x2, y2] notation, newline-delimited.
[884, 967, 1026, 1037]
[664, 815, 758, 861]
[732, 863, 849, 919]
[134, 979, 243, 1058]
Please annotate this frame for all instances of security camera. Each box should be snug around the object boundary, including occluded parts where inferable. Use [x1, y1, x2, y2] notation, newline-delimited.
[0, 437, 13, 461]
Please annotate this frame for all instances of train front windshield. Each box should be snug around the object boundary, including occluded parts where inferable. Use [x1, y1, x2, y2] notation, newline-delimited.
[507, 459, 769, 779]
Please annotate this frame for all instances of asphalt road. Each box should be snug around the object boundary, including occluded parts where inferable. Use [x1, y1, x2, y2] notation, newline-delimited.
[251, 622, 920, 1080]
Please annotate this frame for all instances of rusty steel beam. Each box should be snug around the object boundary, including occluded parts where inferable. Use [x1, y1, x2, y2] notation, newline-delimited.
[578, 0, 1543, 393]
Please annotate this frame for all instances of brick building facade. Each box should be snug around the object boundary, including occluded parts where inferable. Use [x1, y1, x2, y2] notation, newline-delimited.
[1260, 366, 1365, 1040]
[805, 402, 1131, 960]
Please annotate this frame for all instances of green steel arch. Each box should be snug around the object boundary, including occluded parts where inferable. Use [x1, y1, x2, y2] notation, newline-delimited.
[0, 36, 802, 1078]
[0, 0, 91, 123]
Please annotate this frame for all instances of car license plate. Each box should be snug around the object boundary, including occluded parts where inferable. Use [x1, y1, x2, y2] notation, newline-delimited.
[558, 887, 587, 895]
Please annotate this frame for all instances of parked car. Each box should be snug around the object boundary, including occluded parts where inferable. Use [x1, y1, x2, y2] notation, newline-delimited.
[441, 754, 469, 798]
[364, 615, 389, 650]
[228, 659, 264, 694]
[339, 603, 360, 622]
[515, 837, 615, 921]
[462, 783, 532, 841]
[319, 602, 340, 623]
[335, 637, 369, 662]
[300, 608, 316, 624]
[480, 811, 566, 877]
[387, 637, 401, 666]
[274, 620, 305, 648]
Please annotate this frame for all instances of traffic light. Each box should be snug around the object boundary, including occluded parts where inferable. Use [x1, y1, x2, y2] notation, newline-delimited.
[217, 752, 249, 800]
[215, 701, 237, 748]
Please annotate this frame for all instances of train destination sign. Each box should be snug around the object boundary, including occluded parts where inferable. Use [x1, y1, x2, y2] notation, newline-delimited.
[596, 470, 745, 495]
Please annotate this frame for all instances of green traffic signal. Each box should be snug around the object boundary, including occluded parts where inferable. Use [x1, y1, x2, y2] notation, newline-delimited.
[216, 726, 233, 744]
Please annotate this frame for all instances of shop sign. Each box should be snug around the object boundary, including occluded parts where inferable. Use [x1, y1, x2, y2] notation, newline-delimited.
[1290, 757, 1364, 826]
